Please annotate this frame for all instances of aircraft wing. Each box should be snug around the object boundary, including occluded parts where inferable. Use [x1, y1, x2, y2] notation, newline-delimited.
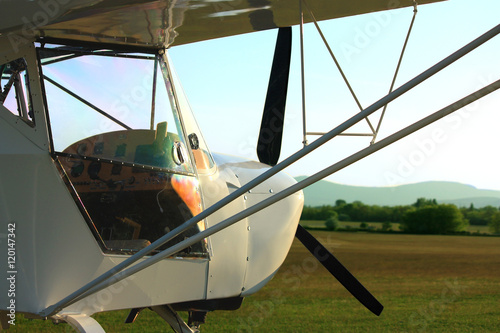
[1, 0, 445, 49]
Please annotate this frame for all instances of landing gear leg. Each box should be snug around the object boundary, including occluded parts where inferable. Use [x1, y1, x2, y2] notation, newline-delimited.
[60, 314, 106, 333]
[188, 310, 208, 331]
[151, 305, 199, 333]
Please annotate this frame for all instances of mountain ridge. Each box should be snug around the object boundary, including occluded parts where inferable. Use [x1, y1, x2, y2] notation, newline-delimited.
[295, 176, 500, 208]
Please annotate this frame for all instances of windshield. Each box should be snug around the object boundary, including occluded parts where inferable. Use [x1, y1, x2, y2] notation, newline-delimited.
[39, 46, 207, 256]
[41, 49, 192, 173]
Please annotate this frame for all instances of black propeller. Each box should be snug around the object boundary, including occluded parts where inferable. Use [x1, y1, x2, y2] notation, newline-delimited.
[295, 225, 384, 316]
[257, 27, 292, 166]
[258, 27, 382, 315]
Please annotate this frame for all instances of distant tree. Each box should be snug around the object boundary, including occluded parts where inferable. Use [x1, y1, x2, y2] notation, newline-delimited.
[463, 205, 499, 226]
[489, 211, 500, 234]
[463, 209, 488, 226]
[370, 205, 393, 222]
[381, 221, 392, 232]
[482, 206, 498, 221]
[335, 199, 347, 207]
[391, 205, 414, 223]
[301, 205, 336, 220]
[325, 213, 339, 231]
[300, 206, 316, 220]
[401, 204, 468, 234]
[413, 198, 438, 208]
[342, 201, 370, 222]
[318, 205, 336, 220]
[359, 222, 368, 229]
[338, 213, 350, 221]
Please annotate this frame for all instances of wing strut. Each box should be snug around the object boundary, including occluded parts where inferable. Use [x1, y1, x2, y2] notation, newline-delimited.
[40, 23, 500, 317]
[57, 79, 500, 316]
[43, 77, 500, 316]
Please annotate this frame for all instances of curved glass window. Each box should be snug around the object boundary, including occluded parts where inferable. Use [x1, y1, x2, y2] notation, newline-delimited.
[166, 53, 215, 174]
[39, 46, 207, 256]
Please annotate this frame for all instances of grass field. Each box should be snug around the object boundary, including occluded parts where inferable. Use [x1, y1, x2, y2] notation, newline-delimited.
[9, 232, 500, 332]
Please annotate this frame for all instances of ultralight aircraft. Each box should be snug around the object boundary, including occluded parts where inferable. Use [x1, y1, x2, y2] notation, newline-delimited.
[0, 0, 499, 332]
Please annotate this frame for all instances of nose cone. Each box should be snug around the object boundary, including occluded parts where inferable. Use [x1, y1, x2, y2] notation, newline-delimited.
[213, 153, 304, 296]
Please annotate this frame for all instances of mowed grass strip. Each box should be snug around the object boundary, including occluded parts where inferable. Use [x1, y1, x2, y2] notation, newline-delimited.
[10, 232, 500, 332]
[218, 232, 499, 333]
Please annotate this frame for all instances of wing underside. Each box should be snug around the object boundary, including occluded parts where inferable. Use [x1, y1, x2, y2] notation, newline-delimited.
[1, 0, 445, 49]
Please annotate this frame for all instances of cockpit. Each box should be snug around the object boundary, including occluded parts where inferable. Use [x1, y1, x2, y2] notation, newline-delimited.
[36, 45, 214, 256]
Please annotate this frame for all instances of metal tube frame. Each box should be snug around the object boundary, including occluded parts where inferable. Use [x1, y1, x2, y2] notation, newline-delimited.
[49, 79, 500, 316]
[40, 23, 500, 317]
[150, 56, 158, 130]
[371, 0, 419, 144]
[299, 0, 308, 146]
[306, 0, 418, 142]
[43, 75, 132, 130]
[307, 132, 374, 137]
[301, 0, 375, 136]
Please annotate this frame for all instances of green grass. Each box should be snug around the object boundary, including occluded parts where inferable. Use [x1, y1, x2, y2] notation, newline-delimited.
[7, 232, 500, 332]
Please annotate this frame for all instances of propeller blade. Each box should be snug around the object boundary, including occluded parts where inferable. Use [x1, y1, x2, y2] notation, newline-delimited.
[257, 27, 292, 166]
[295, 224, 384, 316]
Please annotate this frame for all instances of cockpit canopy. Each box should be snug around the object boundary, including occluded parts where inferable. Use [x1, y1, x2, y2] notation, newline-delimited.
[36, 45, 214, 256]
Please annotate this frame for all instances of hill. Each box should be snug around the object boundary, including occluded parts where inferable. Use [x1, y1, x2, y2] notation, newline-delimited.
[295, 176, 500, 208]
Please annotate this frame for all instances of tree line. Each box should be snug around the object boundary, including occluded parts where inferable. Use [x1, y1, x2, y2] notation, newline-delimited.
[301, 198, 500, 234]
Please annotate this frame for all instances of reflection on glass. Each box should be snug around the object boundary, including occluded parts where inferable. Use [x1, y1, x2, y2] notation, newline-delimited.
[40, 47, 207, 256]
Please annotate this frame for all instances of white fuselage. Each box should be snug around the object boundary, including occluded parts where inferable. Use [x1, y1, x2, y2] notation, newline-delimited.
[0, 37, 303, 318]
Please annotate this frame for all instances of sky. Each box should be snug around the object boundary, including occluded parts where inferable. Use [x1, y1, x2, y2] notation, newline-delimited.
[168, 0, 500, 191]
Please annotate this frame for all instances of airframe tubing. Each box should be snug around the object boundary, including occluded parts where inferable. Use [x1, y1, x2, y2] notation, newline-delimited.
[299, 0, 308, 146]
[302, 0, 376, 134]
[58, 79, 500, 311]
[41, 23, 500, 317]
[372, 0, 419, 144]
[43, 75, 132, 130]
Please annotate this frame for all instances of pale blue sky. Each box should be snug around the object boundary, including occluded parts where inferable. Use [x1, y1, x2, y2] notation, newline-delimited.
[169, 0, 500, 190]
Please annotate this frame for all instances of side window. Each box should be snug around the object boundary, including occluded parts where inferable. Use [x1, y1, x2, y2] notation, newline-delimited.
[165, 54, 215, 174]
[0, 58, 35, 126]
[38, 47, 208, 257]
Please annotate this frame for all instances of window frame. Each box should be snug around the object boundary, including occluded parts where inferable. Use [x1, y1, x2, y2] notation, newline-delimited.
[37, 45, 211, 257]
